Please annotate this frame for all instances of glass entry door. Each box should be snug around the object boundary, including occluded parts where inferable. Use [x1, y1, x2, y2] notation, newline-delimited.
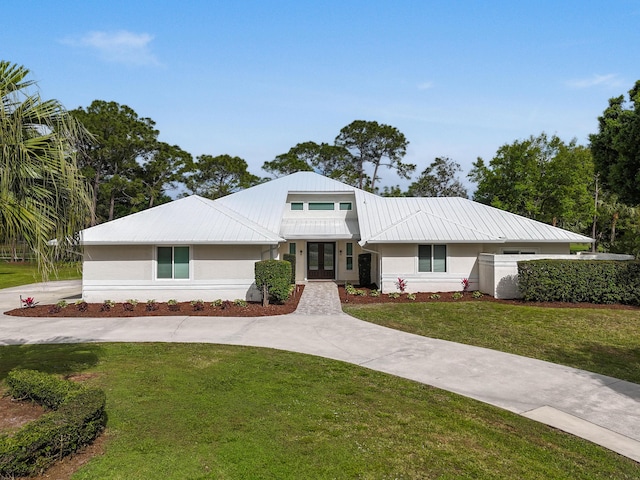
[307, 242, 335, 279]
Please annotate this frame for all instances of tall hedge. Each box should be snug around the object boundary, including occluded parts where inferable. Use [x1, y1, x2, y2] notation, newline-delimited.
[0, 369, 107, 477]
[518, 259, 640, 305]
[255, 259, 292, 305]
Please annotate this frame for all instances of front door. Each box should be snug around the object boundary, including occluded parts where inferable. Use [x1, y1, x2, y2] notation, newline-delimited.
[307, 242, 335, 280]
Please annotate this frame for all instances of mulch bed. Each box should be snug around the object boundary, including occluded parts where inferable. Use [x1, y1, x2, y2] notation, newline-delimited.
[5, 285, 305, 318]
[4, 284, 638, 318]
[338, 285, 640, 310]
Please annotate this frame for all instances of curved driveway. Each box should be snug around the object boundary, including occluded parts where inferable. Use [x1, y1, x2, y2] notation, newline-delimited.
[1, 280, 639, 463]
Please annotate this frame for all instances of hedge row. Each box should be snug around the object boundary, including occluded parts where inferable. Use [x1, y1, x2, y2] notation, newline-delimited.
[0, 369, 107, 477]
[517, 260, 640, 305]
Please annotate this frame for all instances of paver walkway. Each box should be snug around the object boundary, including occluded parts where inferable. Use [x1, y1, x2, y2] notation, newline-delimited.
[1, 280, 639, 463]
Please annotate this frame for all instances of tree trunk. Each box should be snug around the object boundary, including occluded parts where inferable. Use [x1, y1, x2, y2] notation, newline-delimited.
[262, 284, 269, 307]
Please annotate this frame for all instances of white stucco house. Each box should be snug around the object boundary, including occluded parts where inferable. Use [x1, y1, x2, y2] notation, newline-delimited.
[80, 171, 594, 302]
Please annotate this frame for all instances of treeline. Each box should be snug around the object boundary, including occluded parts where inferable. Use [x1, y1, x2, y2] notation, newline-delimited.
[4, 58, 639, 270]
[70, 82, 640, 256]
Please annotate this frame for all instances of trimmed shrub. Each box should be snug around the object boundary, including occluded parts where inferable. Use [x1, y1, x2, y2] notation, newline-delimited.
[255, 259, 292, 305]
[283, 253, 296, 285]
[0, 369, 107, 478]
[358, 253, 372, 287]
[518, 260, 640, 305]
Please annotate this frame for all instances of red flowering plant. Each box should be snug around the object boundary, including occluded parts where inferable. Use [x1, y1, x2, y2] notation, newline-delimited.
[395, 277, 408, 293]
[461, 278, 470, 292]
[20, 296, 38, 308]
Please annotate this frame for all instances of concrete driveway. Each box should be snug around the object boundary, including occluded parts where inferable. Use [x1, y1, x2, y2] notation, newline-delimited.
[1, 280, 639, 463]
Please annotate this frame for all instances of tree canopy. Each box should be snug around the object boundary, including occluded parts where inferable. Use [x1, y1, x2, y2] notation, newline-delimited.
[408, 157, 468, 198]
[184, 154, 262, 199]
[589, 80, 640, 205]
[72, 100, 159, 224]
[469, 133, 594, 230]
[335, 120, 414, 192]
[0, 61, 92, 274]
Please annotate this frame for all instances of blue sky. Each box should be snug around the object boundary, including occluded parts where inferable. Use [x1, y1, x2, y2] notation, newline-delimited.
[5, 1, 639, 190]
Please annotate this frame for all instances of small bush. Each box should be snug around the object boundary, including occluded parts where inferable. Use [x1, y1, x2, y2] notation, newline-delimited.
[369, 289, 381, 297]
[255, 259, 292, 305]
[407, 293, 417, 301]
[345, 283, 357, 295]
[123, 299, 138, 311]
[452, 292, 464, 300]
[233, 299, 248, 307]
[472, 290, 483, 299]
[388, 292, 400, 299]
[211, 299, 223, 307]
[429, 293, 441, 300]
[146, 299, 158, 311]
[191, 299, 205, 311]
[75, 300, 89, 312]
[101, 300, 115, 312]
[167, 299, 179, 311]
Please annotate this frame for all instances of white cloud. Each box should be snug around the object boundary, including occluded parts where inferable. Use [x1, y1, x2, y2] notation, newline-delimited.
[566, 73, 624, 89]
[62, 30, 162, 66]
[417, 81, 434, 90]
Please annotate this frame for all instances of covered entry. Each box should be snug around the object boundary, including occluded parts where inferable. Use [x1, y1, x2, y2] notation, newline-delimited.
[307, 242, 335, 279]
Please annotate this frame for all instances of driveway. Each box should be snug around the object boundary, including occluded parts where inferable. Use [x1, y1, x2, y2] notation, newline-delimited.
[1, 280, 639, 463]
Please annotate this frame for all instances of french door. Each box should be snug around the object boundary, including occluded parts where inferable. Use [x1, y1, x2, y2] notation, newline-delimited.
[307, 242, 335, 279]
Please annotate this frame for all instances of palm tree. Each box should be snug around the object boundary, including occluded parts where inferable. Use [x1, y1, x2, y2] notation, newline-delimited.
[0, 61, 93, 278]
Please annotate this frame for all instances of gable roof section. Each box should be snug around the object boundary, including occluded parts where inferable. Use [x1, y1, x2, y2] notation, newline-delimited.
[81, 195, 283, 245]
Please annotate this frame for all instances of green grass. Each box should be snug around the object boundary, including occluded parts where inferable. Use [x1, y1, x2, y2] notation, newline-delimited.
[344, 302, 640, 384]
[0, 262, 81, 289]
[0, 343, 637, 479]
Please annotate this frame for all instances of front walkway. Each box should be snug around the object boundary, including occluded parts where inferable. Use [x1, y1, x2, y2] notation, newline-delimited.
[0, 280, 639, 463]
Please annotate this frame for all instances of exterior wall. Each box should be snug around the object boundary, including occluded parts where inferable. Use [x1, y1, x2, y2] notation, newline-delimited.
[478, 252, 634, 299]
[82, 244, 268, 303]
[378, 243, 481, 293]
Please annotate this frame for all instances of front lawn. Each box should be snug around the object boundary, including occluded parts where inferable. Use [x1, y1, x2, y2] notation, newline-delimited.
[0, 262, 81, 289]
[1, 343, 638, 479]
[343, 302, 640, 384]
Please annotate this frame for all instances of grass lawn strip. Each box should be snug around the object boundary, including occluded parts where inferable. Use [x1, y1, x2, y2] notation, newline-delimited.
[0, 262, 81, 289]
[1, 343, 638, 479]
[344, 302, 640, 385]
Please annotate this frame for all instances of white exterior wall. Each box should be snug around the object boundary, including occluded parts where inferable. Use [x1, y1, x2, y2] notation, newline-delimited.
[378, 243, 481, 293]
[82, 244, 268, 303]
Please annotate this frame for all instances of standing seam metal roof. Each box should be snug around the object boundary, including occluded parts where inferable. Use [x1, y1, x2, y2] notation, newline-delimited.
[80, 172, 593, 245]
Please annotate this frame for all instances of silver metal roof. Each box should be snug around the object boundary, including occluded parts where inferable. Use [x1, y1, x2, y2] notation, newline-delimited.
[81, 195, 284, 245]
[81, 172, 593, 245]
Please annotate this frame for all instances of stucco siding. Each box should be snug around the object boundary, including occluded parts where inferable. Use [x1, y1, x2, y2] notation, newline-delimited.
[82, 244, 266, 303]
[83, 245, 152, 281]
[378, 243, 480, 293]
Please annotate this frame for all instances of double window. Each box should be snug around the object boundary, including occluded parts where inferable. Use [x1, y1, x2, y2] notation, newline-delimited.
[157, 246, 190, 279]
[346, 242, 353, 270]
[418, 245, 447, 272]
